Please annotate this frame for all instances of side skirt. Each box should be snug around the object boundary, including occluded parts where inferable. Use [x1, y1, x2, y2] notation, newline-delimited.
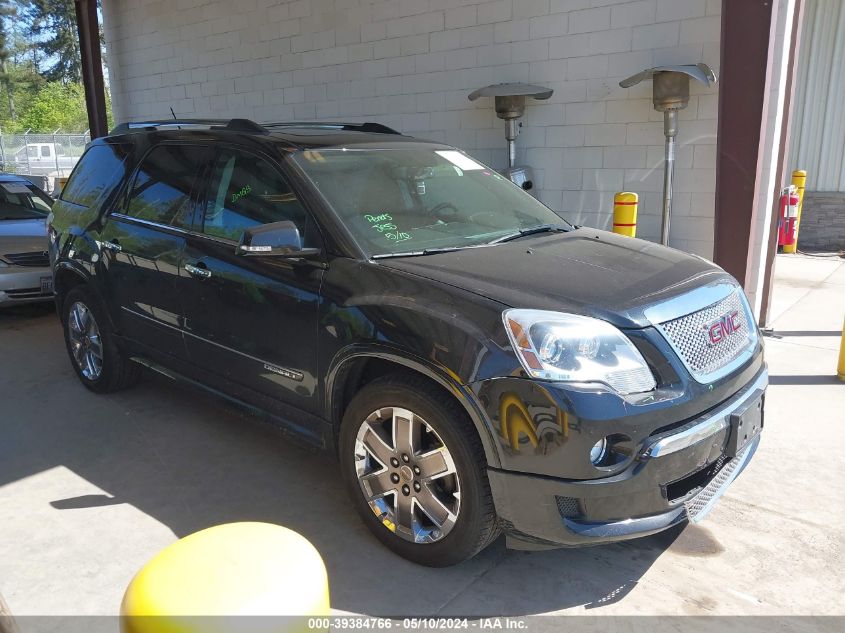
[129, 354, 335, 454]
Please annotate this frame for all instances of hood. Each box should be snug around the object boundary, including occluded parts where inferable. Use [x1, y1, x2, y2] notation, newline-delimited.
[0, 218, 49, 256]
[377, 229, 733, 328]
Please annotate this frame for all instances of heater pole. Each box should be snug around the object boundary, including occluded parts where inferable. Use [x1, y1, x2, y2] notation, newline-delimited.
[505, 119, 518, 168]
[661, 109, 678, 246]
[619, 64, 717, 247]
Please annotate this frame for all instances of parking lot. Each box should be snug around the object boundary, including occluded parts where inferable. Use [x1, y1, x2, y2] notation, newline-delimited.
[1, 254, 843, 617]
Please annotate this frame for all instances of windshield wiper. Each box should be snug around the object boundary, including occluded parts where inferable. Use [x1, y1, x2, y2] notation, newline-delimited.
[373, 245, 477, 259]
[488, 223, 569, 245]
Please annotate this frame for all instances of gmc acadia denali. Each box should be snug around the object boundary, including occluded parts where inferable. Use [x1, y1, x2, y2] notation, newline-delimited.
[48, 119, 765, 566]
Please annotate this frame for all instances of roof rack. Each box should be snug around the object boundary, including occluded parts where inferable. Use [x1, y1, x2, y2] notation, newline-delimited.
[109, 118, 268, 135]
[109, 118, 402, 137]
[262, 121, 401, 135]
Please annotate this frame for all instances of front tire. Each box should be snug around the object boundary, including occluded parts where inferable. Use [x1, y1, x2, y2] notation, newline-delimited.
[62, 286, 139, 393]
[339, 374, 499, 566]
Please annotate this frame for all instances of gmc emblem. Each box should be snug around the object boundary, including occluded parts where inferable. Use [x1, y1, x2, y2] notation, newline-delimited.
[706, 311, 742, 344]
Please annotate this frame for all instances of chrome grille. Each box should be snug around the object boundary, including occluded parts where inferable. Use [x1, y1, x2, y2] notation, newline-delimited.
[4, 251, 50, 267]
[657, 290, 756, 382]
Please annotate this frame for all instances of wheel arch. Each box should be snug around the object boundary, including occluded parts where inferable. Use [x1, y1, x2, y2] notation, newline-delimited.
[54, 263, 90, 320]
[53, 262, 119, 333]
[326, 349, 502, 469]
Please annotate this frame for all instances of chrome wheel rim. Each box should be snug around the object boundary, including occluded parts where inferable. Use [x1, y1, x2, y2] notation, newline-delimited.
[354, 407, 461, 544]
[67, 301, 103, 380]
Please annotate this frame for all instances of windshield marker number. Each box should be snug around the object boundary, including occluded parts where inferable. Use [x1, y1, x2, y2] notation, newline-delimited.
[365, 213, 412, 243]
[231, 184, 251, 205]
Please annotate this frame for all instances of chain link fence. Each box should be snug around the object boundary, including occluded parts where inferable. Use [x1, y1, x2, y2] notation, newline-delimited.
[0, 132, 90, 179]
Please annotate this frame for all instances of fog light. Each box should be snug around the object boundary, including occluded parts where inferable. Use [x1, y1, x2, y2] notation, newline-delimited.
[590, 438, 608, 465]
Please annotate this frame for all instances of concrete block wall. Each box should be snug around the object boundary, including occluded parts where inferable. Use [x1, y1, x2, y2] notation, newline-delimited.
[103, 0, 722, 257]
[796, 193, 845, 252]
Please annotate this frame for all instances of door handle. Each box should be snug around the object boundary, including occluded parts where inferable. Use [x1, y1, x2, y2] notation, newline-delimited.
[184, 263, 211, 279]
[101, 240, 122, 253]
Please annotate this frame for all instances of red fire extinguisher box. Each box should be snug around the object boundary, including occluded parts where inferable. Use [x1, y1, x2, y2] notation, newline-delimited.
[778, 186, 799, 247]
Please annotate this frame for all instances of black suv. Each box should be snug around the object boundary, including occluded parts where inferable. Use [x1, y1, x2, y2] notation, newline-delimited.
[49, 119, 766, 566]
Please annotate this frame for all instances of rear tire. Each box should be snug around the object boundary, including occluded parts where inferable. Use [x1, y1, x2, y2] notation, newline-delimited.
[339, 373, 499, 566]
[62, 286, 139, 393]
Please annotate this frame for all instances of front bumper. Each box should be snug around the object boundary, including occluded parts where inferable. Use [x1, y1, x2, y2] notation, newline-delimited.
[0, 266, 54, 305]
[487, 367, 766, 548]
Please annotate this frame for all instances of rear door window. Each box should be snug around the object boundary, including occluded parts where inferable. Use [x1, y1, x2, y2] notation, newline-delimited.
[123, 144, 208, 228]
[60, 143, 130, 209]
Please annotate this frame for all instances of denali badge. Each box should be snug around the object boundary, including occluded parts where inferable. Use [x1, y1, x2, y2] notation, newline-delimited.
[706, 311, 742, 344]
[263, 363, 304, 382]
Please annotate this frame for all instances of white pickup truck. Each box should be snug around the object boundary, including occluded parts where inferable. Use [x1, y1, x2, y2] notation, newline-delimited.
[11, 143, 78, 176]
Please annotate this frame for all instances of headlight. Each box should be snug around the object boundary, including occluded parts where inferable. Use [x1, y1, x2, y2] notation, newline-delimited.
[502, 309, 656, 395]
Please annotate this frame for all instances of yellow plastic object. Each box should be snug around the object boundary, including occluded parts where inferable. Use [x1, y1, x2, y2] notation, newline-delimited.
[838, 316, 845, 382]
[783, 170, 806, 253]
[612, 192, 638, 237]
[121, 522, 330, 633]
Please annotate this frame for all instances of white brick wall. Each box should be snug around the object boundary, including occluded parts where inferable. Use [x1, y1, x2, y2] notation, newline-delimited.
[103, 0, 721, 257]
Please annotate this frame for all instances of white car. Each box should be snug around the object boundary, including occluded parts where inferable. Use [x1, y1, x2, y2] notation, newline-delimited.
[0, 174, 54, 306]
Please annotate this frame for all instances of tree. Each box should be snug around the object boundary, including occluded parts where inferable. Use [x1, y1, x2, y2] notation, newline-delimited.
[0, 0, 113, 132]
[0, 20, 48, 131]
[22, 0, 81, 84]
[0, 0, 16, 119]
[18, 81, 87, 131]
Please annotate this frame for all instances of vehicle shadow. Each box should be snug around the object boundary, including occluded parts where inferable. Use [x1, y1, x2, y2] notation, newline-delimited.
[0, 302, 56, 324]
[0, 309, 691, 617]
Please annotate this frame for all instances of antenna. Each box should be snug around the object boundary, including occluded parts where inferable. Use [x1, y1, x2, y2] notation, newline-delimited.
[169, 107, 181, 130]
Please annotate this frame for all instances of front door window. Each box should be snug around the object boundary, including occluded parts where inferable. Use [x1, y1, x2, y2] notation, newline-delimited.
[202, 149, 316, 245]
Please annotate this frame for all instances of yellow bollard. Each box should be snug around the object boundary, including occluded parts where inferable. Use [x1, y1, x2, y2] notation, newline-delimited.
[783, 169, 806, 253]
[121, 523, 330, 633]
[612, 192, 638, 237]
[838, 316, 845, 382]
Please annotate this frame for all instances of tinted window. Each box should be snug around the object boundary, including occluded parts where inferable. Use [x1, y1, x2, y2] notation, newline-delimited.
[125, 145, 206, 228]
[42, 145, 51, 158]
[201, 149, 314, 244]
[60, 143, 129, 208]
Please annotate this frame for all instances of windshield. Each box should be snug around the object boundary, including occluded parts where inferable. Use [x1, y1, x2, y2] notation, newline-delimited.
[292, 148, 569, 256]
[0, 182, 53, 220]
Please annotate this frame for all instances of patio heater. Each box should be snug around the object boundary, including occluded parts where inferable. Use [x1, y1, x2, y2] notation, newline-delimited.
[468, 83, 553, 192]
[619, 64, 717, 245]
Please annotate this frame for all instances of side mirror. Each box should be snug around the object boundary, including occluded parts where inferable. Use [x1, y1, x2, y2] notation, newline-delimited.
[236, 220, 320, 258]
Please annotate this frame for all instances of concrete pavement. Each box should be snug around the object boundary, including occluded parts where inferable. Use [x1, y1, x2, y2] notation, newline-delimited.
[0, 254, 843, 616]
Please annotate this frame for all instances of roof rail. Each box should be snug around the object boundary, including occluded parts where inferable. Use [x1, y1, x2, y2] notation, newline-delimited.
[109, 118, 268, 135]
[108, 119, 401, 137]
[262, 121, 401, 135]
